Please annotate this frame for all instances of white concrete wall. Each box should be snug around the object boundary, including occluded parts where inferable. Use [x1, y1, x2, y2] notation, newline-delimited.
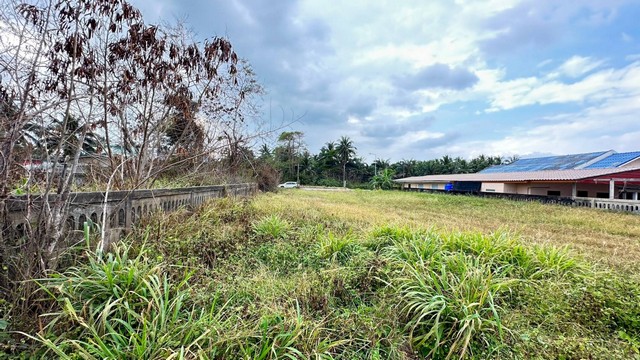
[481, 183, 506, 192]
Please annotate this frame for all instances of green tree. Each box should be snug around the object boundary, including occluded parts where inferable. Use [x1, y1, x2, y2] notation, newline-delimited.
[370, 168, 396, 190]
[318, 141, 338, 180]
[275, 131, 305, 183]
[336, 136, 356, 188]
[258, 144, 272, 161]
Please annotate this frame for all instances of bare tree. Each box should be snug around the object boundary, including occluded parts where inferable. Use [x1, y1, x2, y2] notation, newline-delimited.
[0, 0, 256, 312]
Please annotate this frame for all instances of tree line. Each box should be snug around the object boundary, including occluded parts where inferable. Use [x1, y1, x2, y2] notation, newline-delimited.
[258, 131, 516, 189]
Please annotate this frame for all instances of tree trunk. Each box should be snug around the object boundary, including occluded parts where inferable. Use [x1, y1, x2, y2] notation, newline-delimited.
[343, 163, 346, 188]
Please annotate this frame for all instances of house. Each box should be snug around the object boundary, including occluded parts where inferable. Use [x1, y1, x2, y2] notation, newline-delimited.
[395, 150, 640, 201]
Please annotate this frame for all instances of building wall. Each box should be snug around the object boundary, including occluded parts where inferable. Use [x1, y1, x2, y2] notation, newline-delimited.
[481, 183, 510, 193]
[481, 182, 612, 197]
[622, 158, 640, 168]
[407, 181, 617, 198]
[403, 182, 446, 190]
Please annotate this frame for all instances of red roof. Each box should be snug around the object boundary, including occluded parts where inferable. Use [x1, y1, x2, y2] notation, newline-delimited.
[395, 167, 640, 183]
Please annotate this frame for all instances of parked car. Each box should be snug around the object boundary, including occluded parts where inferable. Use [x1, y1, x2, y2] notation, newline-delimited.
[278, 181, 299, 189]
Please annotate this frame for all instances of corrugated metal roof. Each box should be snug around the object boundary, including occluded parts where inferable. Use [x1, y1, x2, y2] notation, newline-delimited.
[585, 151, 640, 169]
[395, 167, 640, 183]
[479, 151, 609, 173]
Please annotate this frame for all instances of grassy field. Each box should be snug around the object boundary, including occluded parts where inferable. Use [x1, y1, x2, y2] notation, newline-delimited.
[259, 190, 640, 271]
[13, 189, 640, 359]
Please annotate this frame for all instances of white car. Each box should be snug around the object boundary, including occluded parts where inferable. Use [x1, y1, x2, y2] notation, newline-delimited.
[278, 181, 299, 189]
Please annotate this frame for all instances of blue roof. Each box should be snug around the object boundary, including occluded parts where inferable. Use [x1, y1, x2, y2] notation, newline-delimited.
[585, 151, 640, 169]
[480, 151, 608, 173]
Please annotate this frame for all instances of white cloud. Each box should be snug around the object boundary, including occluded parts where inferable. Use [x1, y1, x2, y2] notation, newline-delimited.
[482, 61, 640, 112]
[554, 55, 606, 78]
[447, 90, 640, 158]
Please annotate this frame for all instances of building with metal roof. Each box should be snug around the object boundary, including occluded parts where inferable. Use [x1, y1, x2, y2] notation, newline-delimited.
[395, 150, 640, 202]
[479, 151, 613, 173]
[584, 151, 640, 169]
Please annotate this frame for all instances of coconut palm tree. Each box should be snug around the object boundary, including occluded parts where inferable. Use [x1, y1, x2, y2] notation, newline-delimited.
[336, 136, 356, 188]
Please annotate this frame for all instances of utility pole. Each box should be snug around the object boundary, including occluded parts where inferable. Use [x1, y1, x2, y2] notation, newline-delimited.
[369, 153, 378, 176]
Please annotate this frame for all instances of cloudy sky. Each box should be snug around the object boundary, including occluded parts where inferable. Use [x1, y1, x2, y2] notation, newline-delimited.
[131, 0, 640, 162]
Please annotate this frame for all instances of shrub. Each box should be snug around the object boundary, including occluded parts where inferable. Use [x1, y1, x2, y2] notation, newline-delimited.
[316, 178, 342, 188]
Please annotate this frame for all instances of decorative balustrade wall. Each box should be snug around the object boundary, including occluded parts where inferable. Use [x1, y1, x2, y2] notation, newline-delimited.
[4, 183, 258, 240]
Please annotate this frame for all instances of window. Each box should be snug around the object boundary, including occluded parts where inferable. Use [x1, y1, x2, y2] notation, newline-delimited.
[431, 184, 439, 190]
[547, 190, 561, 196]
[596, 192, 609, 198]
[577, 190, 588, 197]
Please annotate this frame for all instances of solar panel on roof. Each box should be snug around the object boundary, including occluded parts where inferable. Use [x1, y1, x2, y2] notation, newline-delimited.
[585, 151, 640, 169]
[478, 151, 608, 173]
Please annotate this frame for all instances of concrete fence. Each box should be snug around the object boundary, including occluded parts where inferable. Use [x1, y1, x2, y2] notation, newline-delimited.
[403, 188, 640, 214]
[4, 183, 258, 240]
[572, 197, 640, 213]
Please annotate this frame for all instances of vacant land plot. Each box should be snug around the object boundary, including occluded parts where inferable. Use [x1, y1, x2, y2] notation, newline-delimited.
[19, 190, 640, 359]
[260, 190, 640, 272]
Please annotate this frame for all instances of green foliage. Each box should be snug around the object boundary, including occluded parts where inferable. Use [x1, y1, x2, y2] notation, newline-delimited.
[317, 231, 359, 262]
[252, 214, 291, 240]
[370, 168, 396, 190]
[397, 254, 511, 358]
[26, 244, 232, 359]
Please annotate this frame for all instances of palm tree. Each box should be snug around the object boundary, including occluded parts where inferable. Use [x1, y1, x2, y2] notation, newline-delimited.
[44, 115, 103, 158]
[336, 136, 356, 188]
[318, 141, 338, 178]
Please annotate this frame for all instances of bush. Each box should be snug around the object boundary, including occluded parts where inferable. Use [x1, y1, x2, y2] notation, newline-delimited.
[316, 178, 342, 188]
[255, 162, 280, 192]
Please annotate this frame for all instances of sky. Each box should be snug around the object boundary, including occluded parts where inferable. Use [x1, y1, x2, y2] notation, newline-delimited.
[131, 0, 640, 162]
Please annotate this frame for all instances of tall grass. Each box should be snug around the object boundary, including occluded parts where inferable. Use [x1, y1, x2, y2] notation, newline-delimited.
[26, 244, 236, 359]
[10, 192, 640, 359]
[395, 255, 513, 359]
[252, 214, 291, 240]
[317, 231, 359, 262]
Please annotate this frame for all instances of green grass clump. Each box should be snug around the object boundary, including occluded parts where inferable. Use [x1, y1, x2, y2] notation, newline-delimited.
[252, 214, 291, 240]
[317, 231, 360, 262]
[27, 244, 233, 359]
[396, 254, 512, 359]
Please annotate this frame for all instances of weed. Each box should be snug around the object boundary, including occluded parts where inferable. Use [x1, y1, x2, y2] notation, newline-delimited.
[252, 214, 291, 240]
[25, 244, 235, 358]
[317, 231, 359, 262]
[395, 254, 513, 359]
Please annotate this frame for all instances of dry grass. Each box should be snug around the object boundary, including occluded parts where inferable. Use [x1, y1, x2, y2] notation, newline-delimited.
[257, 190, 640, 271]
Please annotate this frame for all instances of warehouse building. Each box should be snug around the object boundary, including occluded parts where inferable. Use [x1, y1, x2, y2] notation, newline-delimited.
[395, 150, 640, 200]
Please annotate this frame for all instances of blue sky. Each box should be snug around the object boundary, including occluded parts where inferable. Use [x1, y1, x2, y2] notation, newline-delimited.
[131, 0, 640, 162]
